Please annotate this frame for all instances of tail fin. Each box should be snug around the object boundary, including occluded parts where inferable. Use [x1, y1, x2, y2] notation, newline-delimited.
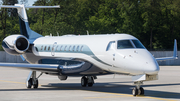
[0, 4, 60, 39]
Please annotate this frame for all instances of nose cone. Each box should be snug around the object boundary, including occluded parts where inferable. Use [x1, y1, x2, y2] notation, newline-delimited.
[116, 49, 160, 75]
[137, 50, 160, 75]
[143, 60, 159, 75]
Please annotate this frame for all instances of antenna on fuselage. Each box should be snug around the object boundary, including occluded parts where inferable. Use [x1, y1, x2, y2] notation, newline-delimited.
[87, 30, 89, 35]
[57, 32, 59, 36]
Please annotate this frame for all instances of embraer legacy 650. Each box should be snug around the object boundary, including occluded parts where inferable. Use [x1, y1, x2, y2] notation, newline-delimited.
[0, 4, 178, 96]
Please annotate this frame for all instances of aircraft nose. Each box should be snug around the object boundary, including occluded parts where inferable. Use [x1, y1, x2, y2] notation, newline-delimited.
[143, 60, 159, 75]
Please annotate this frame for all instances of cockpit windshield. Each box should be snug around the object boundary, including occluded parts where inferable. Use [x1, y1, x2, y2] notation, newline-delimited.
[132, 40, 145, 48]
[117, 40, 145, 49]
[117, 40, 134, 49]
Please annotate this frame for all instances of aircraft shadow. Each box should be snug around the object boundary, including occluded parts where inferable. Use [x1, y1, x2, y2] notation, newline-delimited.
[44, 83, 180, 99]
[0, 82, 179, 99]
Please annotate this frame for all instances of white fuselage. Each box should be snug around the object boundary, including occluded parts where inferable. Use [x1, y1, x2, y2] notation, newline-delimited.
[31, 34, 159, 75]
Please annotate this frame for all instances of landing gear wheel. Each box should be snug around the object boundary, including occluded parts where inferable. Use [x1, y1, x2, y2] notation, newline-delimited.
[132, 87, 138, 96]
[139, 87, 144, 95]
[26, 78, 32, 88]
[81, 76, 87, 87]
[33, 79, 39, 88]
[87, 77, 94, 87]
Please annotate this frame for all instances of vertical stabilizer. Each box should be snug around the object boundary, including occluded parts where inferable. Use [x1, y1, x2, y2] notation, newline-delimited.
[0, 4, 60, 39]
[16, 4, 42, 39]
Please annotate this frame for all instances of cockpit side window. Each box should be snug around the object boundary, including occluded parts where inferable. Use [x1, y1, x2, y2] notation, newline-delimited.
[132, 40, 145, 48]
[117, 40, 134, 49]
[106, 41, 115, 51]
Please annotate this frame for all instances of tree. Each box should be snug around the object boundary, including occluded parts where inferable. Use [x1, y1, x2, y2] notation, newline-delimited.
[0, 0, 18, 38]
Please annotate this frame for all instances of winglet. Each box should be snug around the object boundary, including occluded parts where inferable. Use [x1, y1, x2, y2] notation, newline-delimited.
[173, 39, 178, 59]
[156, 39, 178, 61]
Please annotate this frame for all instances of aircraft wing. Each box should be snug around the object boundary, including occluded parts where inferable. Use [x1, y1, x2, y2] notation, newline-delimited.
[0, 63, 59, 73]
[155, 39, 178, 61]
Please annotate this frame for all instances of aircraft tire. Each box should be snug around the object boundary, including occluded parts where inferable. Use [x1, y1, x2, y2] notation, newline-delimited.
[81, 76, 87, 87]
[132, 87, 138, 96]
[87, 76, 94, 87]
[139, 87, 144, 95]
[26, 78, 32, 88]
[33, 79, 39, 88]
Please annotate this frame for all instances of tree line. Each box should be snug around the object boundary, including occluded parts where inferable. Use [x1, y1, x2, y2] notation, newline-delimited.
[0, 0, 180, 50]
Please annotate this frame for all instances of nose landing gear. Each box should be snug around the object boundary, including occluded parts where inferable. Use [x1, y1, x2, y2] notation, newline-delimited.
[132, 81, 144, 96]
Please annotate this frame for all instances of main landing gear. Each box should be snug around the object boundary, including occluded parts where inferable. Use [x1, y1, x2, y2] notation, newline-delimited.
[26, 71, 43, 89]
[132, 81, 144, 96]
[81, 76, 95, 87]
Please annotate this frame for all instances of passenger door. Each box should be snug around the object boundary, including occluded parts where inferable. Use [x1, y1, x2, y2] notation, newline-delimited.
[106, 41, 116, 66]
[51, 42, 57, 56]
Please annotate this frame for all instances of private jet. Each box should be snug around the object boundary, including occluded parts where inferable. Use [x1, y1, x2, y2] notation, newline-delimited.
[0, 4, 178, 96]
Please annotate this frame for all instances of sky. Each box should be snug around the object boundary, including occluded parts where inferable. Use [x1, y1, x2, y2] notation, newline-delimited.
[28, 0, 37, 5]
[18, 0, 37, 6]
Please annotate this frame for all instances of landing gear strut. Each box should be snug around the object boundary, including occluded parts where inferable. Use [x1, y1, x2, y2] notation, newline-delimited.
[26, 71, 43, 89]
[132, 81, 144, 96]
[81, 76, 95, 87]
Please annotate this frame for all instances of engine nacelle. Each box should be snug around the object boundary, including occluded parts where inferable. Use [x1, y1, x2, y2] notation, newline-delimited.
[2, 35, 29, 55]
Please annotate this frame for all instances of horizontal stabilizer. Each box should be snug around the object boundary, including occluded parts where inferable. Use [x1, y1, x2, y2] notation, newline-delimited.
[25, 5, 60, 8]
[0, 5, 21, 8]
[156, 39, 178, 61]
[0, 5, 60, 9]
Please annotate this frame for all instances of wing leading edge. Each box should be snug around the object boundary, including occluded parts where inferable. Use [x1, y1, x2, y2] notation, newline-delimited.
[156, 39, 178, 61]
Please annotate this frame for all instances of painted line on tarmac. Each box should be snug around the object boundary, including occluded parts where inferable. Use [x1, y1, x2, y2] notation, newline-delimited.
[84, 95, 127, 99]
[0, 80, 25, 85]
[0, 80, 177, 101]
[0, 80, 42, 86]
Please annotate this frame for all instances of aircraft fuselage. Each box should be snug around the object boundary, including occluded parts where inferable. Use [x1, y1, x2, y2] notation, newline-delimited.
[23, 34, 159, 76]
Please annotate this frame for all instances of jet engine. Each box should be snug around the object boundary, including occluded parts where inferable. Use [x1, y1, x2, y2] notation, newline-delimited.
[2, 35, 30, 55]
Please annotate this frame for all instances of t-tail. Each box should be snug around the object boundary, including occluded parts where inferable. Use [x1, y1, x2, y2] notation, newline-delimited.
[0, 4, 60, 39]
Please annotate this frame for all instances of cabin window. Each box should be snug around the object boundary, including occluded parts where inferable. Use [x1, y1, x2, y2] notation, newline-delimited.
[80, 46, 83, 51]
[117, 40, 134, 49]
[69, 46, 71, 51]
[48, 46, 51, 51]
[44, 46, 47, 50]
[77, 46, 79, 51]
[64, 46, 67, 51]
[106, 41, 115, 51]
[73, 46, 75, 51]
[132, 40, 145, 48]
[56, 46, 59, 51]
[35, 47, 38, 52]
[41, 46, 43, 50]
[60, 46, 63, 51]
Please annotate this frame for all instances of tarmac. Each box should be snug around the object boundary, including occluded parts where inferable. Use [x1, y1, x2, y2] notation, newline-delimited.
[0, 66, 180, 101]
